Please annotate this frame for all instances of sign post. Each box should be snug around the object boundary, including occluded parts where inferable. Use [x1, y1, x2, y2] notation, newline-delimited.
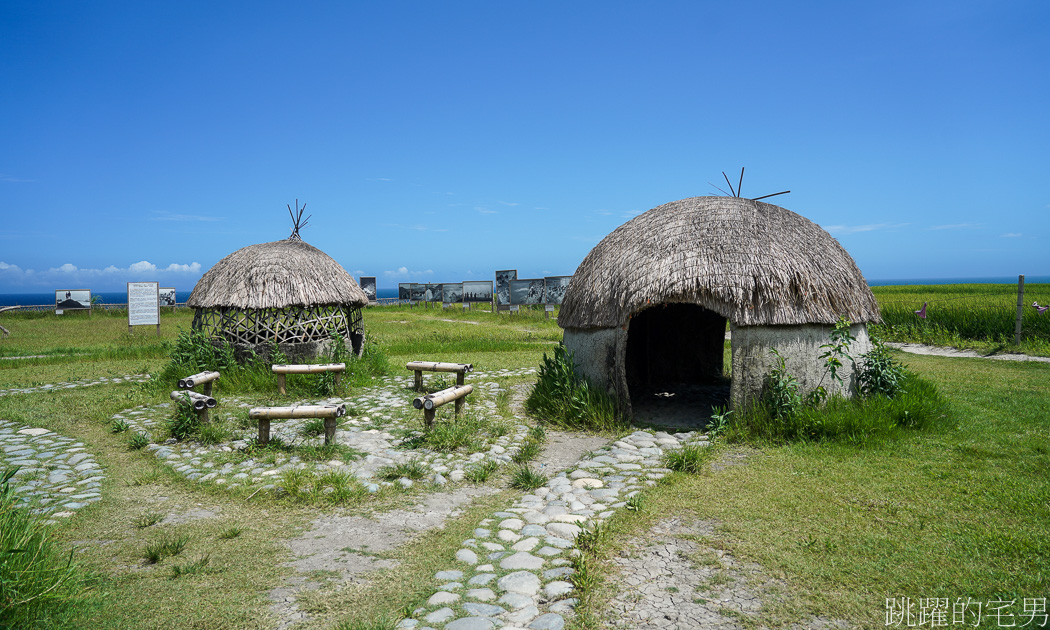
[128, 282, 160, 336]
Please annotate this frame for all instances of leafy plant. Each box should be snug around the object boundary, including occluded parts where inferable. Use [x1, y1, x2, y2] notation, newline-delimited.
[217, 527, 243, 540]
[110, 419, 130, 433]
[858, 335, 907, 398]
[763, 348, 803, 419]
[167, 392, 201, 441]
[706, 405, 732, 438]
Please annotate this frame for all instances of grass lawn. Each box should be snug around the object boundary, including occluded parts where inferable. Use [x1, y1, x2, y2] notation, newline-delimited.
[1, 302, 1046, 629]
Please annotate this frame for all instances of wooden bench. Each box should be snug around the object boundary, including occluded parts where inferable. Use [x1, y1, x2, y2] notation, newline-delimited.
[248, 403, 346, 446]
[170, 390, 218, 423]
[406, 361, 473, 391]
[178, 370, 219, 395]
[174, 370, 220, 422]
[413, 384, 473, 429]
[272, 363, 346, 395]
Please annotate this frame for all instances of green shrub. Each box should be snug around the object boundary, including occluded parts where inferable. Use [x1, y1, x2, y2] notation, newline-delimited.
[858, 336, 907, 398]
[763, 348, 803, 419]
[127, 432, 150, 450]
[0, 468, 87, 628]
[525, 344, 625, 432]
[167, 393, 201, 441]
[727, 373, 951, 444]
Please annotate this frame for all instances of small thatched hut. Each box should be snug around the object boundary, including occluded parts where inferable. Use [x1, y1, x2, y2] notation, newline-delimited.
[187, 228, 367, 362]
[558, 196, 881, 418]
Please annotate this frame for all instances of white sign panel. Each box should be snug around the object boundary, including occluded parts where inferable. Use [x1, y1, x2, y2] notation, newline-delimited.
[128, 282, 160, 326]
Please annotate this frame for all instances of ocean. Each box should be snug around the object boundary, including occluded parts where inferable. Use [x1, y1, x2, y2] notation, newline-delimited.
[0, 280, 1044, 308]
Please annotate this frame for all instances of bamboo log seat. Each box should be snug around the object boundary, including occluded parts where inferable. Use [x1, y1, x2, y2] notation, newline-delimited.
[406, 361, 474, 391]
[271, 363, 346, 395]
[170, 390, 218, 423]
[412, 384, 473, 429]
[248, 403, 346, 446]
[178, 370, 220, 396]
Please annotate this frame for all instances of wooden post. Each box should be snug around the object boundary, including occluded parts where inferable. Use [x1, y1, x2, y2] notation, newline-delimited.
[414, 370, 423, 391]
[258, 418, 271, 445]
[324, 417, 337, 445]
[277, 373, 287, 395]
[424, 407, 436, 428]
[456, 371, 464, 387]
[1015, 274, 1025, 345]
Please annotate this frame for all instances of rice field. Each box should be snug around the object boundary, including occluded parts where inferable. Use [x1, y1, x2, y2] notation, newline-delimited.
[870, 283, 1050, 356]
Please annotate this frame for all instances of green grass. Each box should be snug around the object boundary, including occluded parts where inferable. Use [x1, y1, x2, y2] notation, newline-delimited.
[871, 283, 1050, 356]
[525, 343, 627, 432]
[1, 293, 1046, 630]
[0, 467, 90, 629]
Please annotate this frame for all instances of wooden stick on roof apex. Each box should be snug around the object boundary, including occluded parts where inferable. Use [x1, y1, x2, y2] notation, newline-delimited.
[287, 199, 311, 240]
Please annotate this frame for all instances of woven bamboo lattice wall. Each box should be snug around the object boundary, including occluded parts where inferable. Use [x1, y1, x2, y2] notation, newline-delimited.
[191, 305, 362, 346]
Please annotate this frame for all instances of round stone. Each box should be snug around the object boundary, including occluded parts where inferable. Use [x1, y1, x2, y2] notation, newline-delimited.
[497, 571, 542, 595]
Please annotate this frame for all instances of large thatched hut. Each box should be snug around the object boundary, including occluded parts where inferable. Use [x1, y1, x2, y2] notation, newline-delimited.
[187, 230, 367, 362]
[558, 196, 881, 419]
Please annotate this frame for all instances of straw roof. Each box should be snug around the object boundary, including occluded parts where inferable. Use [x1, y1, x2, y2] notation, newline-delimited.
[187, 238, 368, 309]
[558, 196, 881, 329]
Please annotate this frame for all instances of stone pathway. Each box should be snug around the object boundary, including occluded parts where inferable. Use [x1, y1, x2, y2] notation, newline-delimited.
[111, 369, 537, 493]
[394, 429, 708, 630]
[0, 420, 104, 522]
[887, 342, 1050, 363]
[0, 373, 151, 397]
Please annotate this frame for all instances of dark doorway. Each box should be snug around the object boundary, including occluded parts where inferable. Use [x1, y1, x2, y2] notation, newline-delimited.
[626, 303, 730, 430]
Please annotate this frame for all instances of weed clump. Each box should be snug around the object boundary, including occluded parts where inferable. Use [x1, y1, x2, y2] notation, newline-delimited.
[526, 344, 626, 432]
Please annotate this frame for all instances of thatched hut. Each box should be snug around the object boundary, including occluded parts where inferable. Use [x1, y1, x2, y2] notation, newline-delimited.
[558, 196, 881, 419]
[187, 229, 367, 362]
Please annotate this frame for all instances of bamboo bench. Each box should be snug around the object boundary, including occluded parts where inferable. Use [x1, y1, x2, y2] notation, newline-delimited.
[413, 384, 473, 429]
[272, 363, 345, 395]
[170, 390, 218, 423]
[174, 370, 220, 422]
[248, 403, 346, 446]
[406, 361, 473, 391]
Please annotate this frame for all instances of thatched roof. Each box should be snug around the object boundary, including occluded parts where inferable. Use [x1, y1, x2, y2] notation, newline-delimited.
[187, 238, 368, 309]
[558, 196, 881, 329]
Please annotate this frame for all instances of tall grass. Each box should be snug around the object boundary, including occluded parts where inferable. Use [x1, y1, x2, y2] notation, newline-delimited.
[525, 344, 626, 432]
[725, 373, 951, 444]
[1, 468, 87, 628]
[871, 283, 1050, 355]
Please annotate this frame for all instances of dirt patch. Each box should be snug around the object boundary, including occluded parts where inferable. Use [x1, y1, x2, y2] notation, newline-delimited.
[162, 507, 221, 525]
[538, 430, 610, 473]
[270, 485, 499, 629]
[603, 517, 850, 629]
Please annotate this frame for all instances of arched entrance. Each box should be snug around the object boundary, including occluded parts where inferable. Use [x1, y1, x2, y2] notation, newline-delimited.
[625, 304, 731, 430]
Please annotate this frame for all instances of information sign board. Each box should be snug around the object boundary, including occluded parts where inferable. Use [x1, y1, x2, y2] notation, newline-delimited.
[128, 282, 160, 333]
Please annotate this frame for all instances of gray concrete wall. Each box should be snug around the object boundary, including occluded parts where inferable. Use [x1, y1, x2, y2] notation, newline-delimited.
[730, 323, 871, 409]
[563, 327, 632, 415]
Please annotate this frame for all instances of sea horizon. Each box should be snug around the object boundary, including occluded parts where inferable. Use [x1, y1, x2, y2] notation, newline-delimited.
[1, 276, 1046, 308]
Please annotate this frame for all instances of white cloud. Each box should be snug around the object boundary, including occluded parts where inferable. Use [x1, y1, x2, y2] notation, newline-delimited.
[498, 201, 519, 207]
[0, 174, 34, 183]
[0, 260, 204, 289]
[823, 223, 910, 236]
[382, 267, 434, 279]
[1000, 232, 1023, 238]
[475, 206, 497, 215]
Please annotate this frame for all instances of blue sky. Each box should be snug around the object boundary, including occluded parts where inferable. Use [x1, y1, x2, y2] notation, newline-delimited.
[1, 1, 1047, 293]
